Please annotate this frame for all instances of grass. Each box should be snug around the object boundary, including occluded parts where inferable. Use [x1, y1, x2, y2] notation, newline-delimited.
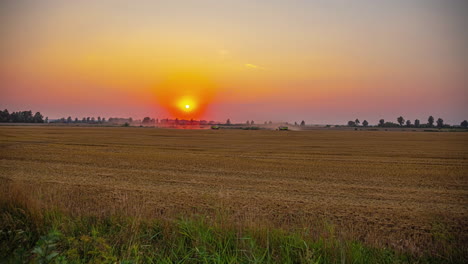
[0, 186, 427, 263]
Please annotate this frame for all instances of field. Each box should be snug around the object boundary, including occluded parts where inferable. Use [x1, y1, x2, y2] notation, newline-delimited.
[1, 126, 467, 263]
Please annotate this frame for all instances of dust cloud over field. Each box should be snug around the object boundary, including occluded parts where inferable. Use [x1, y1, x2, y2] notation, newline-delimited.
[0, 126, 467, 255]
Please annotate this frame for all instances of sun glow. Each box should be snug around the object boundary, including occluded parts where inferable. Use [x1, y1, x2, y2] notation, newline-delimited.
[177, 97, 197, 114]
[155, 70, 217, 119]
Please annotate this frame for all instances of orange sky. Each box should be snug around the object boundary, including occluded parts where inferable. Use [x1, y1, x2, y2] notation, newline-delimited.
[1, 0, 466, 124]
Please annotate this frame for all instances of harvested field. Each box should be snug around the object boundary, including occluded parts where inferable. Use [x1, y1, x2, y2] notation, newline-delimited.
[0, 126, 467, 259]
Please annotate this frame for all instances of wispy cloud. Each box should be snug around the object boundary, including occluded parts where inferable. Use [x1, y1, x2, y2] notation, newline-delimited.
[245, 64, 265, 70]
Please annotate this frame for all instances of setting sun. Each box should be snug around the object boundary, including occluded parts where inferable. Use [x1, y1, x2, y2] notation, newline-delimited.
[155, 70, 217, 119]
[175, 97, 198, 116]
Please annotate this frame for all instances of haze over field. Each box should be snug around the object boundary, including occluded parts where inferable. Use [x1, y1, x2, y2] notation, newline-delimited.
[1, 0, 467, 123]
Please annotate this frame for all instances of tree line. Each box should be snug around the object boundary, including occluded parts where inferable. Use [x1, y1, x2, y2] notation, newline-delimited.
[347, 116, 468, 128]
[2, 108, 466, 128]
[0, 109, 45, 123]
[53, 116, 109, 124]
[0, 109, 134, 124]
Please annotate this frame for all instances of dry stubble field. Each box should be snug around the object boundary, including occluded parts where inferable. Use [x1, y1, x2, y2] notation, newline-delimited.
[0, 126, 467, 256]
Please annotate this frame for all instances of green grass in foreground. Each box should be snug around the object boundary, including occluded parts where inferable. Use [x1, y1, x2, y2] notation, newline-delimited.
[2, 203, 463, 264]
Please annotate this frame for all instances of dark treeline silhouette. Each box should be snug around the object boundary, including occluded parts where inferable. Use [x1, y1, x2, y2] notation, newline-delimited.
[2, 108, 467, 129]
[108, 118, 131, 124]
[347, 116, 467, 128]
[142, 117, 156, 124]
[52, 116, 111, 124]
[148, 118, 217, 126]
[0, 109, 45, 123]
[290, 120, 306, 126]
[461, 120, 468, 128]
[51, 117, 139, 125]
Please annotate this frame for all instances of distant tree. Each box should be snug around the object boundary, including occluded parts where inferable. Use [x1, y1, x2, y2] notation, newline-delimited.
[389, 122, 400, 127]
[436, 118, 444, 128]
[82, 117, 86, 123]
[9, 112, 18, 122]
[98, 116, 101, 123]
[143, 117, 151, 124]
[397, 116, 405, 126]
[13, 112, 20, 122]
[74, 117, 79, 123]
[347, 121, 356, 127]
[0, 109, 10, 122]
[45, 117, 48, 123]
[129, 117, 133, 123]
[362, 120, 368, 127]
[17, 112, 23, 122]
[91, 117, 95, 122]
[33, 112, 44, 123]
[268, 121, 272, 124]
[226, 119, 231, 125]
[102, 117, 106, 122]
[18, 111, 33, 123]
[428, 116, 434, 127]
[10, 111, 33, 123]
[300, 120, 305, 126]
[16, 112, 24, 122]
[26, 111, 34, 122]
[246, 120, 250, 125]
[264, 121, 267, 125]
[355, 119, 360, 126]
[294, 122, 298, 126]
[379, 119, 385, 127]
[406, 120, 411, 127]
[414, 119, 420, 127]
[67, 116, 72, 123]
[461, 120, 468, 128]
[86, 117, 90, 123]
[251, 120, 254, 125]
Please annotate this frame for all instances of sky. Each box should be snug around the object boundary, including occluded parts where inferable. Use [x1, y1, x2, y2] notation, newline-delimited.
[1, 0, 467, 124]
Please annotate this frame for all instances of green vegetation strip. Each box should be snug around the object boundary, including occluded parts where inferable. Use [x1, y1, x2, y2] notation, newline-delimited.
[2, 203, 461, 263]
